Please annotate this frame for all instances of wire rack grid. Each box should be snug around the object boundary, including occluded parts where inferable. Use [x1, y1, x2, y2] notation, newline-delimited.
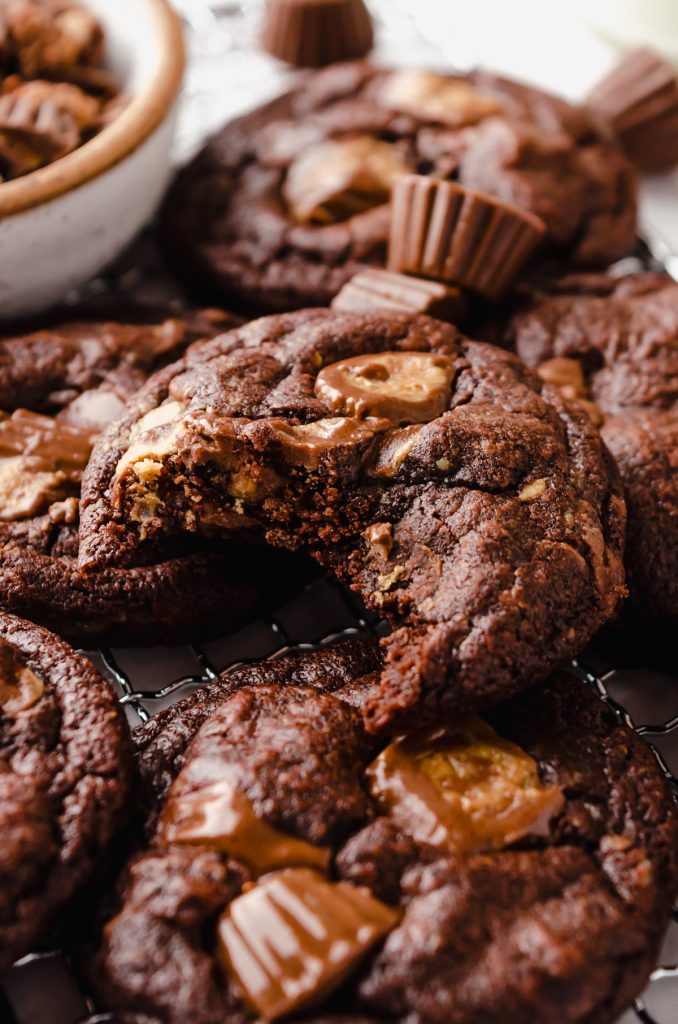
[0, 3, 676, 1023]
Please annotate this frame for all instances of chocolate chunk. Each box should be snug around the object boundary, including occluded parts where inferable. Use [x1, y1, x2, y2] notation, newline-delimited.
[217, 867, 399, 1020]
[389, 175, 546, 301]
[160, 778, 331, 876]
[315, 351, 456, 424]
[261, 0, 373, 69]
[331, 268, 466, 323]
[587, 48, 678, 172]
[367, 717, 563, 854]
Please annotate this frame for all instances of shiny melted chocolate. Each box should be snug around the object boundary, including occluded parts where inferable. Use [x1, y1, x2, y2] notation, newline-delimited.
[367, 716, 564, 854]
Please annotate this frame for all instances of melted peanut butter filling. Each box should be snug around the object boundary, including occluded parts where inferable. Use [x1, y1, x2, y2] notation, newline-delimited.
[283, 136, 409, 225]
[0, 409, 93, 519]
[380, 69, 502, 127]
[266, 415, 391, 468]
[367, 717, 564, 854]
[316, 351, 455, 425]
[217, 867, 399, 1021]
[160, 779, 330, 877]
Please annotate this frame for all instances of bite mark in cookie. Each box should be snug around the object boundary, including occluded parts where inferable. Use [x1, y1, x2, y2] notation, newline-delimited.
[0, 310, 301, 645]
[79, 311, 626, 732]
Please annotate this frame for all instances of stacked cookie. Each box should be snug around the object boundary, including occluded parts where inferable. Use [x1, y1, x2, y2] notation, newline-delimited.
[0, 44, 676, 1024]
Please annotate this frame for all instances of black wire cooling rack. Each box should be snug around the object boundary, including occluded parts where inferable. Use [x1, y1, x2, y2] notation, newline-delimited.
[0, 3, 676, 1022]
[1, 575, 676, 1024]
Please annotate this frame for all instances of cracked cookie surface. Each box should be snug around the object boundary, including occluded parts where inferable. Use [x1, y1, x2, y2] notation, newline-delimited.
[492, 271, 678, 617]
[0, 610, 133, 970]
[0, 309, 301, 645]
[91, 643, 678, 1024]
[159, 62, 637, 313]
[79, 310, 626, 731]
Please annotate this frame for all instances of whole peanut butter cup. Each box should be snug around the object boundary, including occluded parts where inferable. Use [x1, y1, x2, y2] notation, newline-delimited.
[587, 48, 678, 172]
[261, 0, 373, 69]
[389, 175, 546, 301]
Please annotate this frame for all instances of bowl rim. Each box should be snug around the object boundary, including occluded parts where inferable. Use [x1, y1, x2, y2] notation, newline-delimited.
[0, 0, 185, 221]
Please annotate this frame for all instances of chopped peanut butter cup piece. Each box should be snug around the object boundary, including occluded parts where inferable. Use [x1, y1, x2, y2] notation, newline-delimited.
[587, 48, 678, 172]
[160, 779, 330, 877]
[379, 68, 502, 127]
[0, 77, 100, 178]
[261, 0, 373, 69]
[266, 415, 391, 468]
[315, 351, 456, 424]
[537, 357, 603, 426]
[0, 409, 93, 519]
[367, 717, 564, 853]
[284, 136, 408, 225]
[332, 268, 466, 322]
[389, 175, 545, 301]
[217, 867, 399, 1021]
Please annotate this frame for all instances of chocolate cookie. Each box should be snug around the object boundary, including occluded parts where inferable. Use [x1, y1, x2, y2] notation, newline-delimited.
[159, 62, 637, 313]
[78, 310, 626, 731]
[0, 310, 299, 645]
[0, 610, 133, 970]
[493, 271, 678, 618]
[91, 645, 678, 1024]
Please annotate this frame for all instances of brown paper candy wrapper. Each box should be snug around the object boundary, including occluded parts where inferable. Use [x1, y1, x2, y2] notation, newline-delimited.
[388, 175, 545, 302]
[331, 268, 466, 323]
[261, 0, 373, 69]
[587, 48, 678, 172]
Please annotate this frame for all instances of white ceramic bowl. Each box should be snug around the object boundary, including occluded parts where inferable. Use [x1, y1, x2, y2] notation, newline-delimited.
[0, 0, 185, 320]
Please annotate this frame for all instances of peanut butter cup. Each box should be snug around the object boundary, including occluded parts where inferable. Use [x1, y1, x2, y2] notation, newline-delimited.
[160, 62, 637, 312]
[79, 310, 626, 732]
[261, 0, 373, 69]
[91, 645, 678, 1024]
[0, 0, 124, 181]
[588, 47, 678, 172]
[389, 175, 546, 301]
